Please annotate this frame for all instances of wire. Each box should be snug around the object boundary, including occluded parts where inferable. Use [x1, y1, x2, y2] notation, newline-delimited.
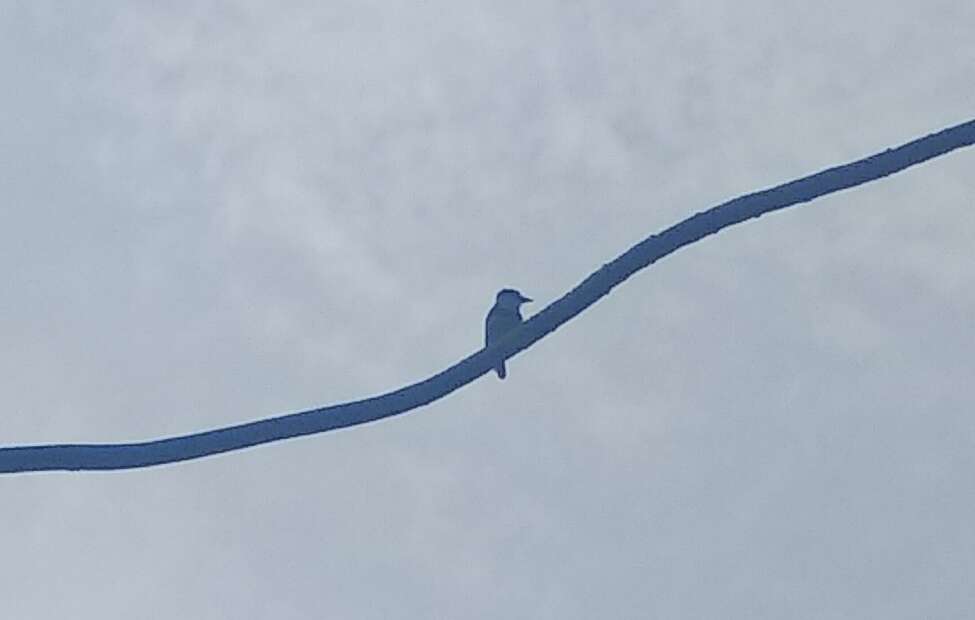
[3, 118, 973, 473]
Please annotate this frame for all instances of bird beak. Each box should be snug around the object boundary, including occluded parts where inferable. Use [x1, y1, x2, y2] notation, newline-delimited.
[521, 295, 533, 303]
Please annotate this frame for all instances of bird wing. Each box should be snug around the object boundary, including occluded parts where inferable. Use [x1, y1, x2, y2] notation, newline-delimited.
[485, 307, 521, 346]
[486, 307, 521, 379]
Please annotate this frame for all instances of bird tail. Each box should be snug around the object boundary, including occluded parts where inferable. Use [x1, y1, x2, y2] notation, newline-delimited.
[495, 361, 507, 379]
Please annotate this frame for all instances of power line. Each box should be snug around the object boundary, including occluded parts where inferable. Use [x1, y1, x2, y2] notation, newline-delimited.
[3, 118, 973, 474]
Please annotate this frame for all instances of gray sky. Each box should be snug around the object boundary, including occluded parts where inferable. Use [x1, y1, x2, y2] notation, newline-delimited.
[2, 2, 973, 617]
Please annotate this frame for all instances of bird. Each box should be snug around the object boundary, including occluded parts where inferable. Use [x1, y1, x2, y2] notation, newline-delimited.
[484, 288, 533, 379]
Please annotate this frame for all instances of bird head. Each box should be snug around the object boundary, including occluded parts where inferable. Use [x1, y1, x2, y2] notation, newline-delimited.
[496, 288, 533, 309]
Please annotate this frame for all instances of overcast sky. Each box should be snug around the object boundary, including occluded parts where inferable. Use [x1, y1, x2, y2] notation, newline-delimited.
[2, 2, 973, 618]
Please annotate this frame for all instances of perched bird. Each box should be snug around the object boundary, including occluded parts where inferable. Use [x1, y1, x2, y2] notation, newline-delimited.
[484, 288, 533, 379]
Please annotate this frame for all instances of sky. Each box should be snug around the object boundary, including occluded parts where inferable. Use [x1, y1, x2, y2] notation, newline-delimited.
[1, 1, 973, 617]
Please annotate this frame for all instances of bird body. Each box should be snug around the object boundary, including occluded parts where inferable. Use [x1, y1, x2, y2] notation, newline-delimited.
[484, 288, 532, 379]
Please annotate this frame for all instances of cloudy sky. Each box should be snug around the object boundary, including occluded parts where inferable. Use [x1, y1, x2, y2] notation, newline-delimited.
[2, 2, 973, 617]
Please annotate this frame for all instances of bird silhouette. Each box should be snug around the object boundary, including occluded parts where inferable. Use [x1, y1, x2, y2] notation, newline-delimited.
[484, 288, 533, 379]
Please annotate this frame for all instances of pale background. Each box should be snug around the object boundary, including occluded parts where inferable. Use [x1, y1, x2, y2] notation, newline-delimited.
[1, 2, 973, 618]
